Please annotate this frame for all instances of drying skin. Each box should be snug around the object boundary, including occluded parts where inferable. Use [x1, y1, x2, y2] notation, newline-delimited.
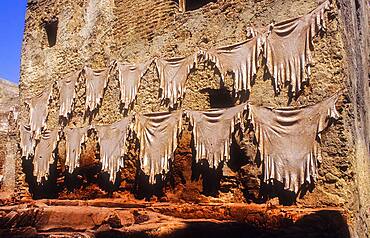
[95, 117, 132, 182]
[248, 93, 339, 192]
[116, 60, 152, 109]
[155, 54, 197, 108]
[200, 34, 262, 94]
[19, 124, 35, 159]
[33, 129, 59, 183]
[186, 103, 248, 169]
[84, 66, 110, 112]
[64, 126, 90, 174]
[57, 70, 81, 119]
[27, 88, 52, 139]
[264, 0, 331, 94]
[134, 111, 183, 184]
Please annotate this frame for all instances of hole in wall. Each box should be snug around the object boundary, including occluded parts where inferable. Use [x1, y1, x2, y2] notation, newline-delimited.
[186, 0, 216, 11]
[175, 0, 217, 12]
[42, 17, 58, 47]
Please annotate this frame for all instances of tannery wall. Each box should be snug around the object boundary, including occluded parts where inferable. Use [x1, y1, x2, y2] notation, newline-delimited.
[18, 0, 369, 236]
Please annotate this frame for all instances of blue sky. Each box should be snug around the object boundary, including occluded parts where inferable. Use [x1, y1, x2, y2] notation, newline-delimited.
[0, 0, 27, 83]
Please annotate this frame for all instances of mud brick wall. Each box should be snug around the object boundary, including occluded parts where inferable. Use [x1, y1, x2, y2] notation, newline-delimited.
[18, 0, 369, 236]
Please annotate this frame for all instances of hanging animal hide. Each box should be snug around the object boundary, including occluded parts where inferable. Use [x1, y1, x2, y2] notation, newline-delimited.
[33, 129, 59, 182]
[19, 124, 35, 159]
[58, 70, 81, 119]
[155, 54, 197, 108]
[27, 88, 52, 139]
[84, 66, 110, 112]
[264, 0, 331, 94]
[199, 34, 262, 93]
[248, 93, 339, 193]
[116, 60, 152, 109]
[134, 111, 183, 184]
[64, 126, 90, 174]
[186, 103, 248, 169]
[95, 116, 133, 182]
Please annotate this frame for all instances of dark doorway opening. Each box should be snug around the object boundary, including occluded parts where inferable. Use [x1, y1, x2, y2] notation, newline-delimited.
[186, 0, 216, 11]
[175, 0, 217, 12]
[42, 17, 58, 47]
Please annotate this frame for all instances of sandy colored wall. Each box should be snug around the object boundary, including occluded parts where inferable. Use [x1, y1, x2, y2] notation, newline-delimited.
[18, 0, 369, 236]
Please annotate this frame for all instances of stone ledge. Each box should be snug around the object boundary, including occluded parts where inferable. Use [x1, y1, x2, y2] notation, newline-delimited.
[0, 200, 350, 237]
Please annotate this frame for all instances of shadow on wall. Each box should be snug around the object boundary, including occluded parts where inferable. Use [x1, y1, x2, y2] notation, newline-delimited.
[22, 157, 59, 199]
[94, 210, 350, 238]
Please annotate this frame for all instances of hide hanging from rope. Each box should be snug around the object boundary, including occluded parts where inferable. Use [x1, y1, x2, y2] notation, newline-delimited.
[116, 60, 152, 109]
[84, 66, 110, 112]
[27, 88, 52, 140]
[19, 124, 35, 159]
[57, 70, 81, 119]
[155, 54, 197, 108]
[248, 93, 339, 193]
[263, 0, 331, 94]
[33, 129, 59, 183]
[64, 126, 90, 174]
[134, 111, 183, 184]
[95, 116, 133, 182]
[186, 103, 248, 169]
[200, 33, 262, 94]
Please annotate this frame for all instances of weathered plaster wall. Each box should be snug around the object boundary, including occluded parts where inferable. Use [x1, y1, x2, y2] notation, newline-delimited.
[18, 0, 369, 236]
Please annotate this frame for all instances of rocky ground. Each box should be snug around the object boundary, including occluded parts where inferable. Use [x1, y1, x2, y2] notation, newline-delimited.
[0, 199, 350, 238]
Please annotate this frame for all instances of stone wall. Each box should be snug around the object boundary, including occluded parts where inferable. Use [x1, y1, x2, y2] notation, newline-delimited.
[18, 0, 369, 236]
[0, 79, 19, 198]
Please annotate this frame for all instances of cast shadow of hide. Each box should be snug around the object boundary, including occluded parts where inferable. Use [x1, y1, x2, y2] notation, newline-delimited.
[62, 142, 125, 198]
[22, 155, 59, 199]
[261, 62, 306, 105]
[189, 134, 223, 197]
[63, 164, 122, 198]
[199, 86, 249, 107]
[84, 107, 101, 124]
[95, 210, 350, 238]
[132, 159, 165, 200]
[256, 148, 316, 205]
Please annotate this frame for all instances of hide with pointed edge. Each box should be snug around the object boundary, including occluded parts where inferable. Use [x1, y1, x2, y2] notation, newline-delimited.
[264, 0, 331, 94]
[64, 126, 90, 174]
[26, 88, 52, 140]
[200, 34, 262, 94]
[95, 117, 133, 182]
[84, 67, 110, 112]
[33, 129, 59, 183]
[248, 93, 339, 192]
[134, 111, 183, 184]
[57, 70, 81, 119]
[116, 60, 152, 109]
[155, 54, 197, 108]
[186, 103, 248, 169]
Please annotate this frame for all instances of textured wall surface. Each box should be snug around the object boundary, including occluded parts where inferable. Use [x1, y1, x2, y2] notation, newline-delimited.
[0, 79, 19, 197]
[17, 0, 369, 236]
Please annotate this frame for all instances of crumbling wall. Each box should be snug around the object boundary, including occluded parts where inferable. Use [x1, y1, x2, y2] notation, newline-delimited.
[18, 0, 369, 236]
